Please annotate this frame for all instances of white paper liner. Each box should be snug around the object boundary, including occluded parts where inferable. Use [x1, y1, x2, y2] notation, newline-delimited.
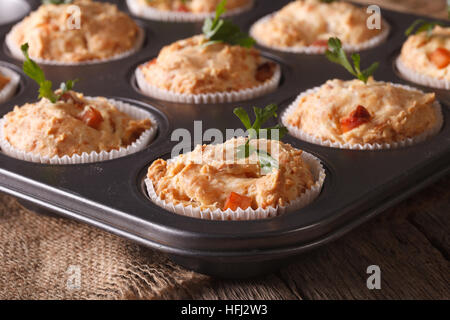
[0, 98, 158, 164]
[396, 57, 450, 90]
[5, 26, 145, 66]
[135, 60, 281, 104]
[0, 66, 20, 104]
[126, 0, 254, 22]
[249, 13, 390, 54]
[281, 82, 444, 150]
[144, 151, 326, 221]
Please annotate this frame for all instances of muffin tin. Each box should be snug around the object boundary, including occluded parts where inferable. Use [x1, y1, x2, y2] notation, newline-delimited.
[0, 0, 449, 278]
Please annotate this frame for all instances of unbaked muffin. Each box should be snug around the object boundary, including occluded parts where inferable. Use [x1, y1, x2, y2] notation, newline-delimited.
[6, 0, 142, 63]
[250, 0, 388, 53]
[1, 90, 153, 158]
[146, 138, 321, 212]
[397, 26, 450, 89]
[136, 35, 280, 103]
[140, 35, 276, 94]
[283, 78, 443, 148]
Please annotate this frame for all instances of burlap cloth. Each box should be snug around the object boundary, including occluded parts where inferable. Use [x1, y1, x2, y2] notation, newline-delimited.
[0, 195, 209, 299]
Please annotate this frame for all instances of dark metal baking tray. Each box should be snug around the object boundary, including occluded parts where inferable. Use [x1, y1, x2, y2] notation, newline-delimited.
[0, 0, 448, 278]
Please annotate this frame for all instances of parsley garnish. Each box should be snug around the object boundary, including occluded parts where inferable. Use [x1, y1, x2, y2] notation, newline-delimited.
[202, 0, 255, 48]
[234, 104, 287, 174]
[42, 0, 74, 4]
[21, 43, 77, 103]
[325, 37, 379, 84]
[405, 19, 446, 38]
[320, 0, 335, 3]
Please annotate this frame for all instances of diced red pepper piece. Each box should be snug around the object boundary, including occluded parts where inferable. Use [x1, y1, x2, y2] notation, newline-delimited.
[146, 58, 157, 67]
[79, 106, 103, 130]
[311, 39, 329, 47]
[340, 105, 371, 133]
[177, 4, 189, 12]
[223, 192, 252, 211]
[429, 47, 450, 69]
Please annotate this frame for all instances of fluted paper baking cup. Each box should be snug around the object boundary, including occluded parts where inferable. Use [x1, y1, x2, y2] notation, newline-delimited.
[249, 14, 390, 54]
[126, 0, 254, 22]
[0, 66, 20, 104]
[135, 61, 281, 104]
[396, 57, 450, 90]
[145, 151, 325, 221]
[282, 82, 444, 150]
[5, 26, 145, 66]
[0, 98, 158, 164]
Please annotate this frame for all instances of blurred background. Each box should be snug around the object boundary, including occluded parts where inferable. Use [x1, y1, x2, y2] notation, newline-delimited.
[354, 0, 449, 19]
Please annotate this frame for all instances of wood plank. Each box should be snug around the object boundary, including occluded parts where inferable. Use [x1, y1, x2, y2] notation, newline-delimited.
[278, 177, 450, 300]
[187, 275, 300, 300]
[407, 176, 450, 260]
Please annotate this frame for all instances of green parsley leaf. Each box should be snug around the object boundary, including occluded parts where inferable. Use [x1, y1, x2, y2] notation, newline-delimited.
[256, 149, 279, 174]
[214, 0, 226, 20]
[234, 104, 286, 140]
[405, 19, 446, 38]
[326, 38, 355, 75]
[60, 79, 79, 95]
[264, 124, 288, 140]
[325, 37, 379, 84]
[236, 141, 254, 159]
[233, 104, 287, 173]
[202, 0, 255, 48]
[21, 43, 58, 103]
[21, 43, 77, 103]
[233, 107, 252, 130]
[39, 80, 57, 103]
[21, 44, 46, 85]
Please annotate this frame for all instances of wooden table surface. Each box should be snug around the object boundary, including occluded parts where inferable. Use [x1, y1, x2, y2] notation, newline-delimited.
[0, 0, 448, 300]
